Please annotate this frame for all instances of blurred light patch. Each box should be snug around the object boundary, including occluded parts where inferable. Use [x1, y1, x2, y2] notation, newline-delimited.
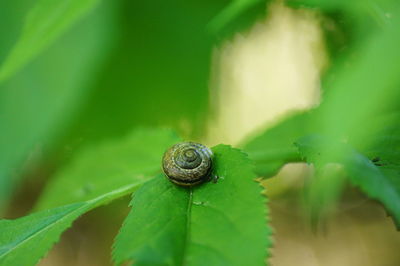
[206, 1, 327, 146]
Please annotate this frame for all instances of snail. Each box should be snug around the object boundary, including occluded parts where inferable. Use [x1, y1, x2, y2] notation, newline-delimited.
[162, 142, 215, 186]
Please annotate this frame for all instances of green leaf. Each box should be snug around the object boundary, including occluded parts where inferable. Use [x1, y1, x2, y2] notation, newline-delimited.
[288, 0, 396, 14]
[187, 145, 271, 266]
[113, 175, 189, 266]
[208, 0, 270, 39]
[244, 2, 400, 174]
[360, 115, 400, 164]
[315, 9, 400, 147]
[359, 119, 400, 227]
[0, 127, 179, 265]
[345, 151, 400, 229]
[242, 111, 312, 177]
[289, 2, 400, 146]
[303, 163, 346, 228]
[287, 0, 396, 32]
[291, 5, 400, 228]
[0, 183, 136, 266]
[36, 128, 180, 210]
[55, 0, 226, 153]
[0, 0, 117, 211]
[296, 135, 400, 228]
[241, 1, 400, 229]
[0, 0, 101, 82]
[113, 145, 271, 266]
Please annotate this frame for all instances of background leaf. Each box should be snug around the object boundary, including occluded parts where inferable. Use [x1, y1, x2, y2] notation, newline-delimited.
[0, 127, 180, 265]
[296, 135, 400, 228]
[0, 0, 118, 212]
[0, 182, 136, 266]
[242, 111, 311, 177]
[208, 0, 271, 39]
[57, 0, 226, 148]
[35, 128, 180, 210]
[241, 1, 400, 227]
[0, 0, 102, 82]
[113, 145, 271, 266]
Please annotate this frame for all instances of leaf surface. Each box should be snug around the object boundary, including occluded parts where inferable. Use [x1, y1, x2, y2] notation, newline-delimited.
[113, 176, 189, 266]
[0, 0, 101, 82]
[36, 128, 180, 210]
[187, 145, 271, 266]
[113, 145, 271, 266]
[0, 127, 180, 265]
[208, 0, 270, 38]
[0, 183, 136, 266]
[296, 135, 400, 228]
[242, 112, 312, 177]
[0, 0, 116, 212]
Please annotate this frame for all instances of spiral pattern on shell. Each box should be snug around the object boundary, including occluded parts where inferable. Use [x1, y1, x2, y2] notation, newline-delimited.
[162, 142, 213, 186]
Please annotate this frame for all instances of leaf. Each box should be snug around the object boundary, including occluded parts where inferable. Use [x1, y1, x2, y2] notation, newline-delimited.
[187, 145, 271, 266]
[292, 5, 400, 227]
[59, 0, 229, 148]
[208, 0, 270, 39]
[113, 145, 271, 266]
[0, 127, 180, 265]
[244, 2, 400, 175]
[0, 0, 117, 211]
[113, 175, 189, 266]
[288, 2, 400, 146]
[288, 0, 396, 14]
[303, 163, 346, 228]
[287, 0, 396, 34]
[0, 0, 101, 82]
[36, 128, 180, 210]
[296, 135, 400, 228]
[344, 151, 400, 228]
[242, 111, 312, 177]
[0, 183, 136, 266]
[240, 1, 400, 229]
[315, 8, 400, 148]
[359, 119, 400, 227]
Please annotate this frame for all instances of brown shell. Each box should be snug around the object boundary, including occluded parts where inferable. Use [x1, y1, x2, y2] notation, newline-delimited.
[162, 142, 213, 186]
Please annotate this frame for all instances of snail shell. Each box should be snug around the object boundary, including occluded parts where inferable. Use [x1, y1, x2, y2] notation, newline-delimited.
[162, 142, 213, 186]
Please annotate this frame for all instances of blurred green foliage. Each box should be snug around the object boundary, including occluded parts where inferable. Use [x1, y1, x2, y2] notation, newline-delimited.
[0, 128, 180, 266]
[35, 128, 179, 210]
[0, 178, 139, 266]
[1, 0, 265, 210]
[244, 0, 400, 227]
[0, 0, 103, 82]
[1, 0, 400, 265]
[0, 0, 118, 211]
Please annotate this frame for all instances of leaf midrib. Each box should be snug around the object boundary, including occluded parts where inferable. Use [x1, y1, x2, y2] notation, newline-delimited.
[180, 188, 193, 266]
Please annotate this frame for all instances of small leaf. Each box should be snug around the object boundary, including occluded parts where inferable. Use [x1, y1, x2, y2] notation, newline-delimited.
[1, 127, 176, 265]
[242, 111, 312, 177]
[0, 0, 116, 212]
[345, 152, 400, 228]
[36, 128, 180, 210]
[113, 145, 271, 266]
[113, 176, 189, 266]
[0, 183, 136, 266]
[0, 0, 101, 82]
[303, 164, 346, 228]
[187, 145, 271, 266]
[208, 0, 270, 39]
[296, 135, 400, 228]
